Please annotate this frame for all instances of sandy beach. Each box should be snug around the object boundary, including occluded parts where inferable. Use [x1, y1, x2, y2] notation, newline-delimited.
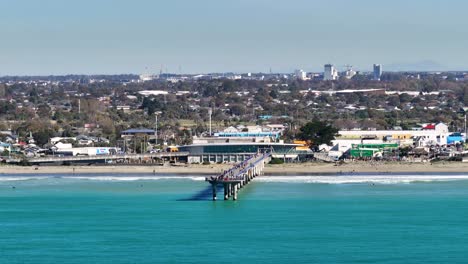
[1, 161, 467, 175]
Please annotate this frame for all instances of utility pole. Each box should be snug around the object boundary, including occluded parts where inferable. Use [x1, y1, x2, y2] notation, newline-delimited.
[78, 99, 81, 114]
[208, 108, 212, 136]
[465, 114, 467, 141]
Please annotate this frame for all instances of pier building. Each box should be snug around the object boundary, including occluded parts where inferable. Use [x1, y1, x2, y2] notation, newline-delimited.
[179, 142, 310, 164]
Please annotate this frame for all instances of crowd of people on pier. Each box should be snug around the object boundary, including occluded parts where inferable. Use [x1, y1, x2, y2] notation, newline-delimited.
[218, 152, 269, 182]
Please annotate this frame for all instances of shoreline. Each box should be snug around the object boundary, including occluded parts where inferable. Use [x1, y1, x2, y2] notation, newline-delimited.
[1, 161, 467, 175]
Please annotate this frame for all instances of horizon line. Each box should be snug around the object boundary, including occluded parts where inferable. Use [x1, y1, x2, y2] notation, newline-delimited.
[2, 70, 468, 78]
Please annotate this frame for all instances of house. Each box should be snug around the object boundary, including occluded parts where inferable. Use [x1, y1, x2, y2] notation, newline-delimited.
[50, 137, 76, 145]
[0, 142, 11, 153]
[115, 105, 131, 112]
[223, 126, 239, 133]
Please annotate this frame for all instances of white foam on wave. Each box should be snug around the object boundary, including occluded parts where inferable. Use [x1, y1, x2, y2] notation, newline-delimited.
[0, 175, 207, 182]
[0, 176, 51, 182]
[255, 175, 468, 184]
[70, 176, 207, 182]
[2, 175, 467, 184]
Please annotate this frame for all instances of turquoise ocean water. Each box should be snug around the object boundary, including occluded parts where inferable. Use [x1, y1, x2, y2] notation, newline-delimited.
[1, 173, 468, 263]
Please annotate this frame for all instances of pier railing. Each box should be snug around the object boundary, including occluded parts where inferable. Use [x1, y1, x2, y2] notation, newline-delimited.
[206, 152, 271, 201]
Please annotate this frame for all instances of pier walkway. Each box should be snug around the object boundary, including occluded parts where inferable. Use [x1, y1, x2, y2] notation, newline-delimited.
[205, 152, 271, 201]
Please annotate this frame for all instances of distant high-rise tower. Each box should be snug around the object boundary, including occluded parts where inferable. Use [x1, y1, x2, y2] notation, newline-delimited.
[373, 64, 382, 81]
[295, 69, 307, 80]
[324, 64, 338, 81]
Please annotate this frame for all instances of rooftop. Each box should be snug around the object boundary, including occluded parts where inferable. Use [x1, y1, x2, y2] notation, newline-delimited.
[121, 128, 155, 134]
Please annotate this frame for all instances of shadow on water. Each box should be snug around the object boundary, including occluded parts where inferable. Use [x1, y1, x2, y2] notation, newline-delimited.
[177, 184, 222, 201]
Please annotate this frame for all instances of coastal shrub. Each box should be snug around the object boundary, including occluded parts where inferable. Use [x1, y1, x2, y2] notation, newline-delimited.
[448, 156, 462, 162]
[269, 158, 284, 165]
[19, 158, 31, 166]
[398, 147, 411, 157]
[202, 161, 211, 165]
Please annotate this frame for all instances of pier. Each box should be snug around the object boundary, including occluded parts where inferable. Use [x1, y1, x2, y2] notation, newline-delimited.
[205, 152, 271, 201]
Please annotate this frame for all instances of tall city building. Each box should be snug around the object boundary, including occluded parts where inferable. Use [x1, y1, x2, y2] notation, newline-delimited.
[324, 64, 338, 81]
[294, 69, 307, 80]
[373, 64, 382, 81]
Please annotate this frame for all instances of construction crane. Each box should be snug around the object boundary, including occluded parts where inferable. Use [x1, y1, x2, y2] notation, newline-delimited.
[343, 64, 353, 71]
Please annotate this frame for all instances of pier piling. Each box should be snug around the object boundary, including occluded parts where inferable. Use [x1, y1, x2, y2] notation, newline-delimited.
[212, 183, 217, 201]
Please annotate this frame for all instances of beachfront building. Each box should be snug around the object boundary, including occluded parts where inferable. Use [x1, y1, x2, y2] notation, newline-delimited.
[51, 142, 120, 156]
[213, 131, 281, 141]
[349, 143, 399, 158]
[208, 125, 285, 142]
[179, 142, 310, 164]
[337, 123, 459, 147]
[181, 124, 308, 163]
[317, 123, 465, 160]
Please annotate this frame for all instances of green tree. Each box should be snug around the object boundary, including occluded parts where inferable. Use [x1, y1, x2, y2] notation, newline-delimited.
[269, 89, 279, 99]
[297, 120, 339, 148]
[37, 104, 51, 119]
[464, 87, 468, 105]
[33, 129, 55, 146]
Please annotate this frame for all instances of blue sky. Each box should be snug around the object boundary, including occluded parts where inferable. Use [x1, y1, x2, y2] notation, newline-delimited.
[1, 0, 467, 75]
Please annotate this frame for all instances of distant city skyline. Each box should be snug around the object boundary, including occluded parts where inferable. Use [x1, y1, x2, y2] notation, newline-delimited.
[1, 0, 468, 75]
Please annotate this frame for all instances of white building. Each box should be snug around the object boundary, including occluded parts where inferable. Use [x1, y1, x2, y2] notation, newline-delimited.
[338, 123, 452, 146]
[138, 90, 169, 96]
[139, 74, 155, 82]
[344, 69, 356, 79]
[50, 137, 76, 145]
[294, 69, 308, 80]
[324, 64, 338, 81]
[52, 143, 119, 156]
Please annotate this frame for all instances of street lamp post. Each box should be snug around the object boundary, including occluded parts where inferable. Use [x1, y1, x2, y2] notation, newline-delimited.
[155, 113, 159, 146]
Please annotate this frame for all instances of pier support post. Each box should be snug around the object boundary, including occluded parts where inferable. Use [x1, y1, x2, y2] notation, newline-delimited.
[224, 183, 229, 200]
[212, 183, 217, 201]
[233, 184, 238, 201]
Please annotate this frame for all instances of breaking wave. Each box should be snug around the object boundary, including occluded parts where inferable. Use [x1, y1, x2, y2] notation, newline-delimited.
[71, 176, 207, 181]
[255, 175, 468, 184]
[2, 174, 468, 184]
[0, 176, 51, 182]
[0, 175, 207, 182]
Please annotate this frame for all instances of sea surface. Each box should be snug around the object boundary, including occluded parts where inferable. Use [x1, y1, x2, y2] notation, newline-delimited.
[1, 173, 468, 264]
